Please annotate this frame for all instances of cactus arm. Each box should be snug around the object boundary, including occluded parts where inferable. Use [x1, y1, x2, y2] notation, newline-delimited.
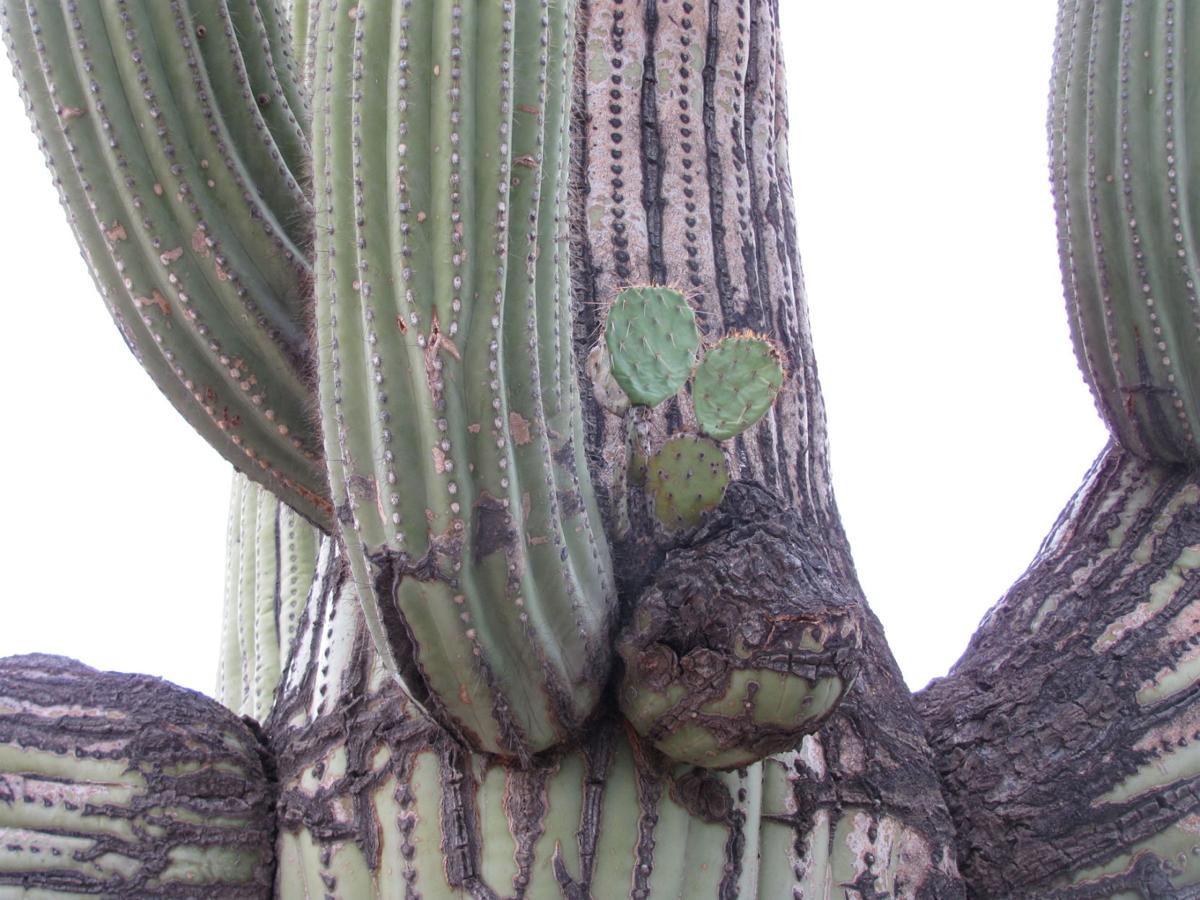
[3, 0, 332, 526]
[314, 0, 617, 762]
[238, 0, 310, 144]
[1053, 0, 1200, 461]
[217, 470, 320, 720]
[0, 655, 275, 897]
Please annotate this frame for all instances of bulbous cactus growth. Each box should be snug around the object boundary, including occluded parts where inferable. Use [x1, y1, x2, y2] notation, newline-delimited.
[0, 655, 275, 897]
[312, 0, 616, 762]
[617, 483, 859, 769]
[1052, 0, 1200, 463]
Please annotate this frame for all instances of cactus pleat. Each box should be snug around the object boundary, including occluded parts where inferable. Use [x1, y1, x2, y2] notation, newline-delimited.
[0, 655, 275, 897]
[604, 285, 701, 407]
[694, 333, 786, 441]
[2, 0, 332, 527]
[217, 471, 320, 720]
[313, 0, 615, 761]
[1052, 0, 1200, 462]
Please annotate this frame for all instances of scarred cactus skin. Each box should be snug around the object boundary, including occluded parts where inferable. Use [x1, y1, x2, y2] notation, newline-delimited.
[1, 0, 331, 527]
[694, 332, 786, 441]
[605, 285, 701, 407]
[0, 654, 275, 898]
[617, 483, 860, 770]
[1052, 0, 1200, 462]
[313, 0, 615, 762]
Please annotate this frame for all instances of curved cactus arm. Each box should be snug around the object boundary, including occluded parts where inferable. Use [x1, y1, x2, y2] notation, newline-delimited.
[1052, 0, 1200, 462]
[217, 470, 320, 720]
[268, 550, 769, 900]
[1, 0, 332, 527]
[919, 443, 1200, 894]
[0, 654, 275, 897]
[313, 0, 616, 762]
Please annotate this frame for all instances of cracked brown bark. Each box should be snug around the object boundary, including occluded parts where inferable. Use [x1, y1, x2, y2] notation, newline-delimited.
[918, 444, 1200, 897]
[0, 654, 276, 898]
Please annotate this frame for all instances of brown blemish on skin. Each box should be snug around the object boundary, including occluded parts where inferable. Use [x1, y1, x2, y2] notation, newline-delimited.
[510, 412, 532, 446]
[58, 106, 84, 121]
[104, 222, 127, 242]
[159, 247, 183, 266]
[134, 291, 171, 317]
[191, 225, 210, 256]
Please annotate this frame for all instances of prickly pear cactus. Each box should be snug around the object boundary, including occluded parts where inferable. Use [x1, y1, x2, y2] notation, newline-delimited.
[644, 434, 731, 530]
[605, 285, 701, 407]
[694, 333, 786, 441]
[0, 654, 275, 897]
[312, 0, 615, 763]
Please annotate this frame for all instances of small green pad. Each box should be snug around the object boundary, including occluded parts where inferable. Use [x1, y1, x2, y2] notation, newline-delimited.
[647, 435, 729, 530]
[604, 286, 700, 407]
[694, 333, 785, 440]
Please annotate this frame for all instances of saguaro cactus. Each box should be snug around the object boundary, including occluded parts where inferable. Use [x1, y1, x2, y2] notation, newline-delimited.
[6, 0, 1200, 897]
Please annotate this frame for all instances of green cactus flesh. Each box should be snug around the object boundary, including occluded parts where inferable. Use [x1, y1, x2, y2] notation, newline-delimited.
[604, 285, 701, 407]
[313, 0, 615, 762]
[646, 434, 731, 530]
[1, 0, 332, 527]
[218, 471, 319, 721]
[1052, 0, 1200, 463]
[694, 332, 786, 440]
[0, 655, 275, 897]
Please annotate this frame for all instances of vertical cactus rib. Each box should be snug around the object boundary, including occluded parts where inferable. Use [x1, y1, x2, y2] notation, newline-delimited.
[4, 0, 333, 527]
[217, 470, 320, 720]
[1053, 0, 1200, 462]
[314, 0, 616, 761]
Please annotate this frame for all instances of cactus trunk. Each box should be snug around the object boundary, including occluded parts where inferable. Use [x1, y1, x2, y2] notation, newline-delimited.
[9, 0, 1200, 897]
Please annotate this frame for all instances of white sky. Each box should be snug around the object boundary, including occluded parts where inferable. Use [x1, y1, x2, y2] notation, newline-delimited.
[0, 4, 1107, 699]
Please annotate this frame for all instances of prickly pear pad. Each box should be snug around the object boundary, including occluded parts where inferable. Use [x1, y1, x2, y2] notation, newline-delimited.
[604, 286, 700, 407]
[647, 435, 730, 530]
[694, 333, 785, 440]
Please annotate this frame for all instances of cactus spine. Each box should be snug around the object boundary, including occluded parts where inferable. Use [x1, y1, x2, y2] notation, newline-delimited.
[313, 0, 615, 761]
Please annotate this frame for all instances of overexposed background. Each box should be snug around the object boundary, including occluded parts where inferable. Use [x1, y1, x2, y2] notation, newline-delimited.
[0, 4, 1106, 698]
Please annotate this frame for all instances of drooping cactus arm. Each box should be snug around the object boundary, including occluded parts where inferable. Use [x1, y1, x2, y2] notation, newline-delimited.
[312, 0, 617, 763]
[2, 0, 332, 527]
